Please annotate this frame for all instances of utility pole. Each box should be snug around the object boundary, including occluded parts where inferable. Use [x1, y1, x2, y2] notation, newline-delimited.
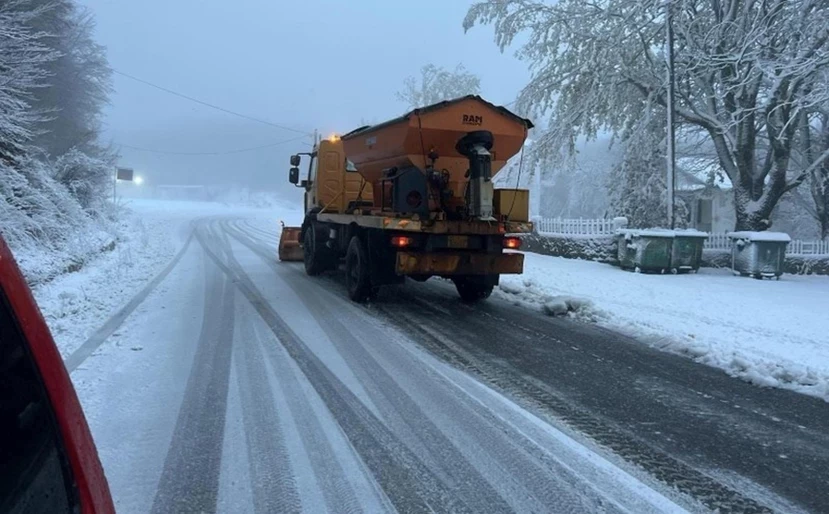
[665, 0, 677, 229]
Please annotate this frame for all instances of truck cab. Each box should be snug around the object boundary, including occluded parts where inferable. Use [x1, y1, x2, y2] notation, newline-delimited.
[289, 137, 373, 217]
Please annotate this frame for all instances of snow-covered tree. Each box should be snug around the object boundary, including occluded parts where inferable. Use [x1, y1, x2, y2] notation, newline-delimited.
[607, 108, 689, 227]
[798, 104, 829, 239]
[23, 1, 114, 208]
[396, 63, 481, 108]
[0, 1, 57, 165]
[27, 1, 112, 156]
[465, 0, 829, 231]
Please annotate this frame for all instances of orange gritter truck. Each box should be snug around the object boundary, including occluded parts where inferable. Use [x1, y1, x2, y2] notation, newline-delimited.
[279, 95, 534, 302]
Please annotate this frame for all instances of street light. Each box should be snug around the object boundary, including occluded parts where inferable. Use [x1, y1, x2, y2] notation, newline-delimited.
[665, 0, 677, 230]
[134, 175, 144, 186]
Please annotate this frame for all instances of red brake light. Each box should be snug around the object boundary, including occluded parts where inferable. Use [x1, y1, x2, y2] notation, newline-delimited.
[391, 236, 413, 248]
[503, 236, 522, 250]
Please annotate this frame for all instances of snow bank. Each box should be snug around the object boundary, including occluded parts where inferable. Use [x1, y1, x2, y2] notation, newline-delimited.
[499, 253, 829, 400]
[495, 275, 603, 321]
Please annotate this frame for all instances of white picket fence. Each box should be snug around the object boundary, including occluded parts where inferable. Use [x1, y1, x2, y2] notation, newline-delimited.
[536, 217, 829, 256]
[704, 233, 732, 251]
[534, 217, 618, 236]
[705, 233, 829, 256]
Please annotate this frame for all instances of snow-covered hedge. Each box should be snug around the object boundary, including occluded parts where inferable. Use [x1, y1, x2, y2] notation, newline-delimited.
[527, 234, 829, 276]
[520, 232, 618, 264]
[701, 249, 731, 269]
[786, 255, 829, 275]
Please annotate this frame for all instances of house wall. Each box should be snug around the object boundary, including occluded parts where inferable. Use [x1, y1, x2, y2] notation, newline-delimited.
[683, 188, 735, 233]
[711, 189, 735, 232]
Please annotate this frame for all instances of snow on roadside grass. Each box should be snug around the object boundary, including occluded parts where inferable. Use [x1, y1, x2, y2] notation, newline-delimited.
[498, 252, 829, 401]
[32, 211, 178, 358]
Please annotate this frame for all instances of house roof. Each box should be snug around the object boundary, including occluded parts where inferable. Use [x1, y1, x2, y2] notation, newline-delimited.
[677, 157, 732, 191]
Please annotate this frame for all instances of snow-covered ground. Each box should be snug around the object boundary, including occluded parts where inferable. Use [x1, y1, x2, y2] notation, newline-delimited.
[19, 199, 823, 510]
[498, 253, 829, 400]
[31, 198, 302, 358]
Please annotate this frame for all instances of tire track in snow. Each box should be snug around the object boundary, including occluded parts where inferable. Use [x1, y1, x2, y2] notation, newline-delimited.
[227, 218, 810, 513]
[150, 249, 235, 514]
[232, 306, 302, 514]
[268, 263, 601, 513]
[225, 220, 756, 512]
[375, 296, 773, 514]
[228, 222, 665, 512]
[250, 323, 364, 514]
[197, 223, 469, 514]
[65, 231, 194, 372]
[239, 219, 280, 244]
[217, 224, 363, 514]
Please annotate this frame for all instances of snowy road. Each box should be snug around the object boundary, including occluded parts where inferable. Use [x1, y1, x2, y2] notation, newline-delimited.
[70, 216, 829, 514]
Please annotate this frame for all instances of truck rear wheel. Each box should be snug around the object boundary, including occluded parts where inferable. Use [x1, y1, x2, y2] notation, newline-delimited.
[453, 276, 494, 303]
[345, 236, 375, 302]
[303, 224, 332, 276]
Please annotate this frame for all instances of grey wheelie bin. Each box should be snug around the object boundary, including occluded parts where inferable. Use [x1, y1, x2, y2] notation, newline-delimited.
[727, 231, 790, 280]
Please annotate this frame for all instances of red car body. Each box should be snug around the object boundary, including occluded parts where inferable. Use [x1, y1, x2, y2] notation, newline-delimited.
[0, 235, 115, 513]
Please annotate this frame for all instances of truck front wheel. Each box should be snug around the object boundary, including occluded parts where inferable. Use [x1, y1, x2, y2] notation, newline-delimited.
[303, 224, 332, 276]
[453, 276, 494, 303]
[345, 236, 375, 302]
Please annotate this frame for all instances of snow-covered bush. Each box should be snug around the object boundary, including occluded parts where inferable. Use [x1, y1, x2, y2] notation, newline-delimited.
[51, 147, 116, 211]
[1, 157, 114, 283]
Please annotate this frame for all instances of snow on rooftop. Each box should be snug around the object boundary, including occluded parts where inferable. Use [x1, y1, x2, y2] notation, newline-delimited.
[677, 156, 733, 190]
[727, 231, 792, 243]
[673, 228, 710, 237]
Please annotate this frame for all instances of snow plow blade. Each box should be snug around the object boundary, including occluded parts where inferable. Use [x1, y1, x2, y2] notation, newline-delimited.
[278, 226, 303, 261]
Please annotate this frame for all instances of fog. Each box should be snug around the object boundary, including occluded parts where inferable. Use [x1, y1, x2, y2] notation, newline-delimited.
[80, 0, 529, 198]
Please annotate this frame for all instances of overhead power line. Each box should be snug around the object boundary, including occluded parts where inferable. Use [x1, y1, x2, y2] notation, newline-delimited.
[113, 69, 312, 136]
[117, 134, 308, 156]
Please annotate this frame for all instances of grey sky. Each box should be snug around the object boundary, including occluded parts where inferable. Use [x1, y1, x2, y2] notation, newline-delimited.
[79, 0, 530, 193]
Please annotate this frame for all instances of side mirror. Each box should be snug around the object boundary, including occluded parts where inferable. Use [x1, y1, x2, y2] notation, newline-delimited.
[289, 167, 299, 185]
[345, 159, 359, 173]
[290, 154, 301, 167]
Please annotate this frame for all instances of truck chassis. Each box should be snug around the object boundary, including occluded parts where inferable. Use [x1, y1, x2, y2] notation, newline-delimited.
[299, 212, 531, 302]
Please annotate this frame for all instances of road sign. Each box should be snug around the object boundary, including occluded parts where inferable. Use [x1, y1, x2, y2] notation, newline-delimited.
[116, 167, 134, 181]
